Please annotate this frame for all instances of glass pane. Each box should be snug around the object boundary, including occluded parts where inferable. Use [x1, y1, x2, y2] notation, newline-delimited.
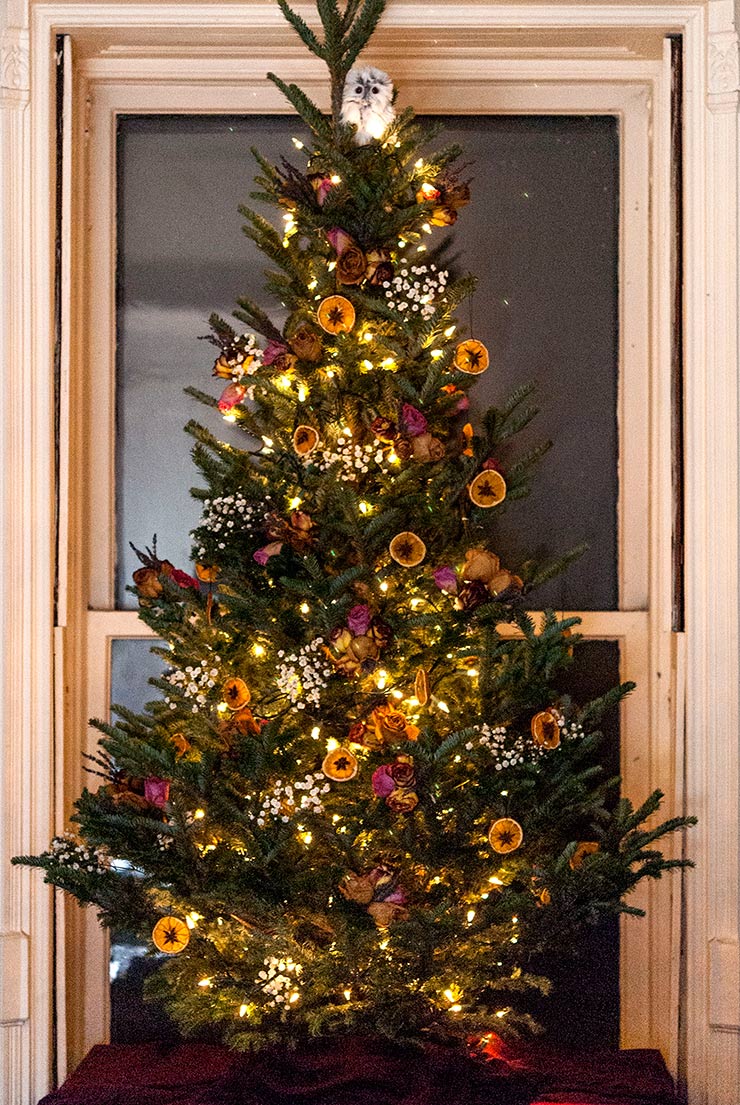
[425, 116, 619, 611]
[116, 114, 619, 611]
[109, 638, 179, 1044]
[542, 638, 622, 1047]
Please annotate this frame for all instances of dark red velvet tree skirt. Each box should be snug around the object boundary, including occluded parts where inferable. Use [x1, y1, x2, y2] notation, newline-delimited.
[39, 1036, 679, 1105]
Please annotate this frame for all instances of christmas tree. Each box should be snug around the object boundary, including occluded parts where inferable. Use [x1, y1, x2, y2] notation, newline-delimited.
[16, 0, 693, 1054]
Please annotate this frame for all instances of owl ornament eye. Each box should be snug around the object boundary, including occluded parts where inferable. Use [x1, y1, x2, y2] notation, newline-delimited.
[355, 86, 363, 93]
[372, 86, 379, 94]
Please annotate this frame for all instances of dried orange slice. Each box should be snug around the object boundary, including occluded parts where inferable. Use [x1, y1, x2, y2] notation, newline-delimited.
[195, 563, 219, 583]
[488, 817, 524, 854]
[322, 746, 359, 781]
[317, 295, 356, 334]
[152, 915, 190, 955]
[454, 339, 489, 375]
[414, 668, 430, 706]
[468, 470, 506, 509]
[531, 708, 563, 749]
[569, 841, 600, 870]
[389, 532, 427, 567]
[292, 425, 319, 456]
[222, 677, 251, 711]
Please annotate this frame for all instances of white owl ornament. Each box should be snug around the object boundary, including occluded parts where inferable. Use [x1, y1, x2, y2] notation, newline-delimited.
[340, 67, 395, 146]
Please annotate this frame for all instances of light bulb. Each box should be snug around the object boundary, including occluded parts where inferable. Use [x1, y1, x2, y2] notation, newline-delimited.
[311, 726, 320, 740]
[194, 809, 205, 820]
[253, 644, 265, 658]
[289, 496, 302, 509]
[330, 174, 341, 184]
[198, 977, 212, 988]
[300, 602, 310, 614]
[444, 325, 457, 337]
[292, 137, 304, 149]
[222, 412, 237, 423]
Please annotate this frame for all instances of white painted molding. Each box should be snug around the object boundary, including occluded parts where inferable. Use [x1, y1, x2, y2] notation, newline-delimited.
[0, 26, 30, 94]
[0, 7, 55, 1104]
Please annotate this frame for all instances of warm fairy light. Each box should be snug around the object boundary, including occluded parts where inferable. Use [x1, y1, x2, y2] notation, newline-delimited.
[332, 814, 341, 823]
[387, 450, 400, 464]
[376, 669, 388, 690]
[359, 501, 371, 514]
[262, 435, 274, 448]
[410, 598, 422, 609]
[307, 279, 318, 291]
[511, 937, 518, 944]
[283, 238, 290, 248]
[466, 668, 479, 678]
[252, 643, 266, 658]
[328, 260, 337, 271]
[326, 737, 340, 752]
[194, 809, 205, 820]
[325, 369, 335, 378]
[217, 702, 229, 714]
[289, 496, 302, 509]
[466, 909, 476, 923]
[198, 978, 212, 988]
[415, 158, 424, 169]
[364, 332, 374, 342]
[299, 831, 313, 845]
[300, 602, 310, 614]
[398, 238, 406, 248]
[422, 223, 432, 234]
[496, 1009, 507, 1019]
[512, 916, 518, 924]
[500, 790, 509, 797]
[239, 1004, 249, 1017]
[430, 348, 444, 359]
[297, 385, 308, 402]
[222, 413, 237, 423]
[449, 1004, 462, 1013]
[185, 911, 202, 929]
[417, 245, 427, 253]
[344, 988, 352, 1000]
[489, 876, 504, 886]
[379, 938, 390, 950]
[330, 174, 342, 184]
[292, 137, 304, 149]
[311, 726, 321, 740]
[277, 374, 292, 390]
[362, 359, 374, 370]
[437, 700, 450, 714]
[444, 325, 457, 337]
[380, 581, 389, 592]
[391, 689, 403, 700]
[342, 426, 353, 437]
[381, 358, 396, 369]
[289, 991, 300, 1003]
[282, 213, 294, 223]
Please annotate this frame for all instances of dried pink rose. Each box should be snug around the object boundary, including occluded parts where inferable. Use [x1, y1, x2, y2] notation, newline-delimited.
[217, 382, 247, 412]
[253, 541, 283, 566]
[433, 566, 459, 594]
[347, 604, 372, 636]
[372, 764, 395, 798]
[402, 403, 428, 437]
[144, 777, 170, 808]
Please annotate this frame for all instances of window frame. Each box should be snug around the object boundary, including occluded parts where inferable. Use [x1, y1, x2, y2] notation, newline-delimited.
[74, 62, 670, 1068]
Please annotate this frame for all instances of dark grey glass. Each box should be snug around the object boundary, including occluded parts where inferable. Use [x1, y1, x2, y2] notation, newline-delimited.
[115, 114, 619, 610]
[425, 116, 619, 611]
[109, 638, 178, 1043]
